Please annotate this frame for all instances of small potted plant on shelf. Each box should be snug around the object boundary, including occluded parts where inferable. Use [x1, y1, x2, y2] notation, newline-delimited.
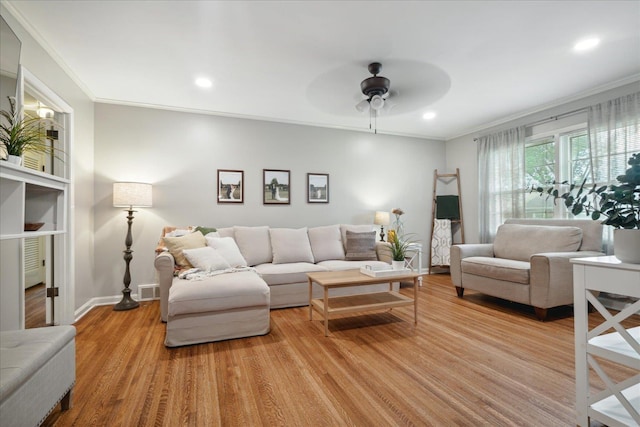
[1, 96, 61, 166]
[531, 152, 640, 263]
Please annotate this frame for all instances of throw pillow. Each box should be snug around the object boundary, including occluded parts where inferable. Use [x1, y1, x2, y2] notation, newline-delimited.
[182, 246, 231, 271]
[340, 224, 375, 251]
[162, 231, 207, 269]
[195, 226, 217, 236]
[269, 228, 315, 264]
[308, 225, 345, 262]
[233, 226, 272, 266]
[345, 230, 377, 261]
[206, 236, 248, 267]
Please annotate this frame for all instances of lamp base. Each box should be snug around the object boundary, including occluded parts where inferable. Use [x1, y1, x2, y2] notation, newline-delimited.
[113, 288, 139, 311]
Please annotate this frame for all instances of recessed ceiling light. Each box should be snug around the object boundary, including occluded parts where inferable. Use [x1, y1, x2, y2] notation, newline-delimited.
[195, 77, 212, 88]
[422, 111, 436, 120]
[573, 37, 600, 52]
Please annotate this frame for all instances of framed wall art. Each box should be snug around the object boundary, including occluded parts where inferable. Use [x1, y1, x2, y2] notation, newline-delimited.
[217, 169, 244, 203]
[263, 169, 290, 205]
[307, 173, 329, 203]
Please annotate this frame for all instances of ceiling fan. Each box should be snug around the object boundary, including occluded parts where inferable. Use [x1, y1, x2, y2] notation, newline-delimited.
[355, 62, 397, 115]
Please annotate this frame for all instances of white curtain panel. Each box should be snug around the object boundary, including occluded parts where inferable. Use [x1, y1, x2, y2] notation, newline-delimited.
[477, 126, 526, 242]
[588, 92, 640, 253]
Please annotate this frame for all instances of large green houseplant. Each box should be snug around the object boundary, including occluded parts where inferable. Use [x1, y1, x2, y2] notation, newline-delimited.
[531, 152, 640, 262]
[1, 96, 60, 164]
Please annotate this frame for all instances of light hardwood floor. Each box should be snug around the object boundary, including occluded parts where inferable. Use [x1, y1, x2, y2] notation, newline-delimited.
[43, 274, 638, 426]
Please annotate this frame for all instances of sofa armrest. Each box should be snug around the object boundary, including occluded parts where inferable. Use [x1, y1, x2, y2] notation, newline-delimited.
[450, 243, 494, 286]
[376, 242, 393, 264]
[155, 252, 175, 322]
[530, 251, 605, 308]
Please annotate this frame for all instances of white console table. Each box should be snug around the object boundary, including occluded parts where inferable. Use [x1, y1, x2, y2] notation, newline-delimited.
[571, 256, 640, 427]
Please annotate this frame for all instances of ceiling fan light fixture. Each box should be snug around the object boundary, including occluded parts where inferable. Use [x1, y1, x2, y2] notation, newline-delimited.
[370, 95, 384, 111]
[355, 99, 370, 113]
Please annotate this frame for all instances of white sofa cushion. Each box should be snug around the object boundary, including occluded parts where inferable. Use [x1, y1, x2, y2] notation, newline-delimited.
[254, 262, 328, 285]
[493, 224, 582, 262]
[216, 227, 235, 239]
[205, 236, 248, 267]
[308, 225, 345, 262]
[269, 228, 315, 264]
[183, 246, 231, 271]
[168, 271, 269, 316]
[234, 226, 272, 266]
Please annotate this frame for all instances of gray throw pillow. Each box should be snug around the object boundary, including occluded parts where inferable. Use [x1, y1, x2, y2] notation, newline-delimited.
[345, 230, 377, 261]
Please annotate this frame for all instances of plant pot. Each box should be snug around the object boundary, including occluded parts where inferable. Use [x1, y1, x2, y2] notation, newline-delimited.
[614, 229, 640, 264]
[392, 260, 405, 270]
[6, 155, 22, 166]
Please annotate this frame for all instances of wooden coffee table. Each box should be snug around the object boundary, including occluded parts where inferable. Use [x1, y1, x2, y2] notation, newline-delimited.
[307, 269, 420, 336]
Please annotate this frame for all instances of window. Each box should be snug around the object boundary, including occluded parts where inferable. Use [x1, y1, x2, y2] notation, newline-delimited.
[525, 125, 589, 218]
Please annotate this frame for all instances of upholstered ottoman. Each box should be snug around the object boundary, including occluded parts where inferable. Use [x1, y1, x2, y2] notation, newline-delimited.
[165, 271, 270, 347]
[0, 326, 76, 427]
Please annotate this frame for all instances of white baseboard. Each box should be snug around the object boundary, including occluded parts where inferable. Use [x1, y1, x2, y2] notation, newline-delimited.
[74, 287, 159, 322]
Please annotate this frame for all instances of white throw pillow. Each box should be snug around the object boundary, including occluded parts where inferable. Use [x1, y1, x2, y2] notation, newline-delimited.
[205, 236, 248, 267]
[308, 225, 345, 262]
[269, 228, 315, 264]
[233, 226, 272, 266]
[183, 246, 231, 271]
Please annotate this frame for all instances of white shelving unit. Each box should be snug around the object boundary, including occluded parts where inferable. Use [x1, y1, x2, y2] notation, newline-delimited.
[571, 256, 640, 427]
[0, 161, 69, 330]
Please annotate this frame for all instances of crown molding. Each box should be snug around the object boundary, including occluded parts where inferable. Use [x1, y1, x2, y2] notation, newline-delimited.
[447, 74, 640, 141]
[3, 1, 96, 101]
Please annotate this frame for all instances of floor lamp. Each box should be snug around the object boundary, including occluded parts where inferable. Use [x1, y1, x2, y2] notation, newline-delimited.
[113, 182, 152, 311]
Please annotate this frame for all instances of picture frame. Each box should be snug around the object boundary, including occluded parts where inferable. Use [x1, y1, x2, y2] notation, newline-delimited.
[263, 169, 290, 205]
[217, 169, 244, 203]
[307, 173, 329, 203]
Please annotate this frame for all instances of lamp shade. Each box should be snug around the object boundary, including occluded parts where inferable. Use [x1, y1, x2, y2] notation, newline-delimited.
[113, 182, 152, 208]
[374, 211, 390, 226]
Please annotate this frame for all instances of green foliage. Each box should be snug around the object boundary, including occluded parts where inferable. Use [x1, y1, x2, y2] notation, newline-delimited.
[387, 233, 417, 261]
[531, 153, 640, 229]
[1, 96, 61, 158]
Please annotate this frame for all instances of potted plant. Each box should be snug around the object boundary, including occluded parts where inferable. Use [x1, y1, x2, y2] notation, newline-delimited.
[387, 232, 416, 270]
[1, 96, 60, 165]
[531, 152, 640, 263]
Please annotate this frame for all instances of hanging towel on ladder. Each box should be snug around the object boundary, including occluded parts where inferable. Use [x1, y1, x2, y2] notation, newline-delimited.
[431, 219, 452, 266]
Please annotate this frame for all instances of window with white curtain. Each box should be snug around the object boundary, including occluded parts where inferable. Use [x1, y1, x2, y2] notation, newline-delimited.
[479, 91, 639, 245]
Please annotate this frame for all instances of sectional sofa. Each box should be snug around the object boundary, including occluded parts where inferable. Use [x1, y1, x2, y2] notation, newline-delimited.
[155, 224, 396, 346]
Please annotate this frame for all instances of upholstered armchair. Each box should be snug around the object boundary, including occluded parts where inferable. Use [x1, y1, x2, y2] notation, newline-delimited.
[450, 219, 604, 320]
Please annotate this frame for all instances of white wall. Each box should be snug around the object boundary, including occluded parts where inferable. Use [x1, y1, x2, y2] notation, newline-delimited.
[94, 103, 445, 298]
[445, 81, 640, 243]
[1, 7, 95, 311]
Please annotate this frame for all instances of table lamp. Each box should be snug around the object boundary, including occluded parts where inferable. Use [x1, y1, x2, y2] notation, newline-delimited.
[374, 211, 390, 242]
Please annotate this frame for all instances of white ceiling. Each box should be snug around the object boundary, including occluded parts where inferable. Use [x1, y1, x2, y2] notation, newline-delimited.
[5, 0, 640, 140]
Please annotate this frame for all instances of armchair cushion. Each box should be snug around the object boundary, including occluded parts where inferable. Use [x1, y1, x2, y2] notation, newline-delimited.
[461, 257, 530, 284]
[493, 224, 582, 261]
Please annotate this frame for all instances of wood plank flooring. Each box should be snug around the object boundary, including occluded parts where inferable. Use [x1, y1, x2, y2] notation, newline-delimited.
[42, 274, 639, 426]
